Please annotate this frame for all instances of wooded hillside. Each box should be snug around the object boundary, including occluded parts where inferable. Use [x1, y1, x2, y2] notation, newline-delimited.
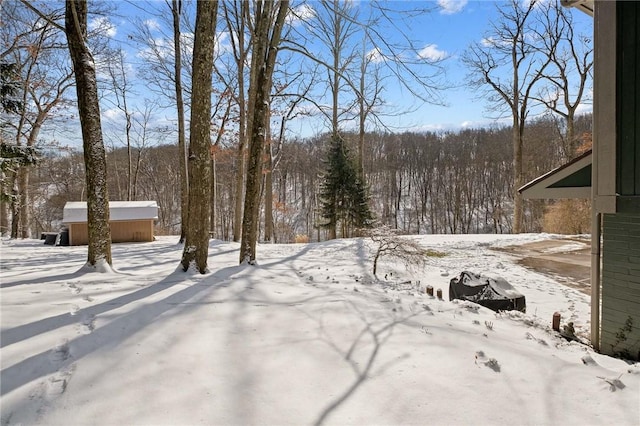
[24, 114, 592, 242]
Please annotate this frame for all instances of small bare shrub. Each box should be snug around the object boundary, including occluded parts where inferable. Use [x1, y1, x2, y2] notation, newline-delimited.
[543, 199, 591, 234]
[294, 234, 309, 244]
[365, 225, 446, 277]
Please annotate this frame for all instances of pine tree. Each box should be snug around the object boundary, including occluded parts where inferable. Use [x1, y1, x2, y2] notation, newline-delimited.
[1, 62, 22, 115]
[319, 134, 373, 239]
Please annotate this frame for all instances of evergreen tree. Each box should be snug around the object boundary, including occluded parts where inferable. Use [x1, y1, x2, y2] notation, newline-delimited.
[319, 134, 373, 239]
[0, 62, 22, 115]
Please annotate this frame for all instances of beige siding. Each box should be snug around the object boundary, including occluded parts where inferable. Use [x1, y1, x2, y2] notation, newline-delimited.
[68, 220, 154, 245]
[601, 214, 640, 360]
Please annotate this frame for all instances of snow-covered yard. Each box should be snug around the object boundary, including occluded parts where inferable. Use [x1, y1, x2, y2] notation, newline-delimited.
[1, 234, 638, 425]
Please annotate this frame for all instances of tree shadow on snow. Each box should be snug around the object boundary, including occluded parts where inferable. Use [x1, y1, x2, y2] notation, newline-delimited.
[0, 265, 239, 396]
[309, 300, 419, 426]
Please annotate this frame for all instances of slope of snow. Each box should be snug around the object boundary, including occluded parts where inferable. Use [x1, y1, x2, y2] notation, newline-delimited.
[1, 234, 638, 426]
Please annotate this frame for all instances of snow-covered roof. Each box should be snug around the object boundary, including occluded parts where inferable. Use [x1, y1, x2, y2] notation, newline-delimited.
[62, 201, 159, 223]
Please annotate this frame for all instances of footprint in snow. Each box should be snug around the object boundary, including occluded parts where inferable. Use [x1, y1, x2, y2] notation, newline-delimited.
[46, 364, 76, 396]
[475, 350, 501, 372]
[68, 283, 82, 294]
[581, 353, 598, 366]
[598, 375, 626, 392]
[69, 304, 80, 316]
[79, 315, 96, 334]
[525, 332, 549, 346]
[49, 340, 71, 363]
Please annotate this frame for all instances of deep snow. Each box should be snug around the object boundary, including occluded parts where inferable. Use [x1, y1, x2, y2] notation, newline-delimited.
[1, 234, 639, 425]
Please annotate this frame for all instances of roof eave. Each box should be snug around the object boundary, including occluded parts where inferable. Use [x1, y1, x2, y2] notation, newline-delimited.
[519, 150, 592, 200]
[561, 0, 594, 17]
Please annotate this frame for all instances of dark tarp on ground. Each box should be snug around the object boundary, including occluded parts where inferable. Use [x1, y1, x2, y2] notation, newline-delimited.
[449, 271, 526, 313]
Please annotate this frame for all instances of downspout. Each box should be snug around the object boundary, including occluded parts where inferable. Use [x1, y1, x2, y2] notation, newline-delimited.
[588, 0, 614, 352]
[589, 0, 600, 352]
[590, 212, 601, 351]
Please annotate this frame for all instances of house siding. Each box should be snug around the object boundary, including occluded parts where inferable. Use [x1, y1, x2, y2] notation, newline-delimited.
[601, 213, 640, 360]
[616, 1, 640, 197]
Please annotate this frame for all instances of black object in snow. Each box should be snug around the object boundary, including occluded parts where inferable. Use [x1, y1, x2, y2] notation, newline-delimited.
[449, 271, 526, 313]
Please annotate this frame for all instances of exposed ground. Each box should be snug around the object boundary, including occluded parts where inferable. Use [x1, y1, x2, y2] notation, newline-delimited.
[496, 236, 591, 295]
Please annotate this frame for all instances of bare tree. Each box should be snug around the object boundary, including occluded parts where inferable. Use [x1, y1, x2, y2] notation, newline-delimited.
[179, 0, 218, 273]
[171, 0, 189, 244]
[217, 1, 249, 242]
[462, 0, 558, 233]
[65, 0, 112, 268]
[356, 28, 383, 180]
[239, 0, 289, 264]
[535, 2, 593, 160]
[129, 0, 192, 243]
[263, 77, 311, 242]
[367, 225, 438, 277]
[2, 2, 74, 238]
[105, 47, 135, 201]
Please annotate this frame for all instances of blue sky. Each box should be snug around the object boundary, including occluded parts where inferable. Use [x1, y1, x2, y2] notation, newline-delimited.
[349, 0, 594, 134]
[91, 0, 594, 143]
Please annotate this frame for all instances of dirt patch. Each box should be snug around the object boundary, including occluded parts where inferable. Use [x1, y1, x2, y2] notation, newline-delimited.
[495, 237, 591, 295]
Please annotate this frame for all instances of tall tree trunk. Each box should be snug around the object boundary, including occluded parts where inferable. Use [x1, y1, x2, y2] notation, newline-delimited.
[17, 166, 28, 238]
[210, 153, 216, 238]
[264, 110, 273, 242]
[331, 4, 340, 137]
[512, 117, 523, 234]
[0, 192, 8, 236]
[10, 175, 19, 238]
[239, 0, 289, 264]
[233, 142, 245, 242]
[126, 111, 132, 201]
[172, 0, 189, 244]
[229, 0, 248, 243]
[179, 0, 217, 273]
[65, 0, 112, 267]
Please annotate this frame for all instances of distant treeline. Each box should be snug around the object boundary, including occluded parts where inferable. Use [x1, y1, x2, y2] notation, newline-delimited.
[28, 114, 592, 241]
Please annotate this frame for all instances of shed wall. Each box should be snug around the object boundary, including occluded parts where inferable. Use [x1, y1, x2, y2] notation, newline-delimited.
[68, 220, 154, 245]
[601, 213, 640, 360]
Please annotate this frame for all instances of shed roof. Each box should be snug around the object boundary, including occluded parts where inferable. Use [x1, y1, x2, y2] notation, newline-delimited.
[63, 201, 159, 223]
[519, 150, 592, 199]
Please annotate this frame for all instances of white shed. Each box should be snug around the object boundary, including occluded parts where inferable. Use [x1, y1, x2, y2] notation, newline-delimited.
[62, 201, 159, 245]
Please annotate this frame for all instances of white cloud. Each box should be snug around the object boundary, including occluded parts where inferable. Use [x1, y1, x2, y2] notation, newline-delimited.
[460, 118, 511, 129]
[287, 4, 315, 26]
[480, 36, 511, 48]
[438, 0, 468, 15]
[575, 101, 593, 116]
[528, 0, 554, 9]
[215, 32, 231, 56]
[417, 44, 447, 61]
[103, 108, 123, 121]
[144, 19, 161, 32]
[89, 17, 117, 38]
[366, 47, 386, 64]
[137, 37, 172, 61]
